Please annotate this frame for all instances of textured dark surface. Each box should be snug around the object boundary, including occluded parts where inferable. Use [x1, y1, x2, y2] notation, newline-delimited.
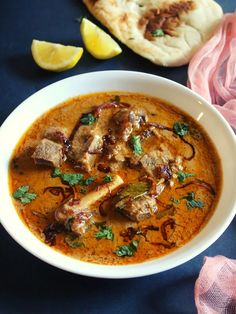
[0, 1, 235, 313]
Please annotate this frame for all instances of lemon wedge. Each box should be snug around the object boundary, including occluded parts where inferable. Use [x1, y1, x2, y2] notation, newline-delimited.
[31, 40, 84, 72]
[80, 18, 122, 59]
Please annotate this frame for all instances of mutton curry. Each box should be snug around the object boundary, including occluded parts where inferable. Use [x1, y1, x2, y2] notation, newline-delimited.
[9, 92, 222, 265]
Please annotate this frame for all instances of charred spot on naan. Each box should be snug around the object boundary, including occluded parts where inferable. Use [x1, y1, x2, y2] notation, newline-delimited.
[139, 0, 196, 40]
[120, 13, 128, 24]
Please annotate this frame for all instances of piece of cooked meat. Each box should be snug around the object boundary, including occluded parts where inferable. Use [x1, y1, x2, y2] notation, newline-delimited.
[106, 108, 147, 163]
[44, 126, 70, 146]
[55, 199, 76, 223]
[69, 125, 103, 172]
[70, 212, 93, 235]
[115, 195, 158, 222]
[55, 199, 93, 236]
[109, 142, 131, 162]
[55, 175, 124, 235]
[113, 108, 148, 142]
[113, 109, 133, 142]
[129, 108, 148, 129]
[140, 148, 174, 177]
[44, 127, 69, 142]
[140, 151, 163, 177]
[44, 127, 71, 154]
[32, 138, 65, 168]
[156, 164, 172, 180]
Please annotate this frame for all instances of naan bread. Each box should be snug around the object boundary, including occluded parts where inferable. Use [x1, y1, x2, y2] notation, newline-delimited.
[83, 0, 223, 67]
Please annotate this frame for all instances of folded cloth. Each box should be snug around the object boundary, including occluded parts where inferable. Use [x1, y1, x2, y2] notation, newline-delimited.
[195, 256, 236, 314]
[188, 13, 236, 130]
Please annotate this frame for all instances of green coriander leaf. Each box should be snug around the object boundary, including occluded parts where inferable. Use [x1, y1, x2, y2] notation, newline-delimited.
[177, 171, 195, 183]
[81, 176, 95, 186]
[152, 28, 165, 37]
[19, 197, 32, 204]
[95, 225, 114, 240]
[115, 245, 134, 257]
[51, 169, 95, 187]
[13, 186, 37, 204]
[173, 122, 189, 137]
[115, 240, 139, 257]
[52, 168, 62, 178]
[80, 113, 96, 125]
[20, 193, 37, 204]
[182, 192, 204, 210]
[103, 175, 112, 183]
[61, 173, 83, 186]
[24, 193, 37, 201]
[64, 234, 84, 248]
[13, 185, 29, 198]
[131, 135, 142, 156]
[79, 188, 87, 194]
[188, 199, 204, 210]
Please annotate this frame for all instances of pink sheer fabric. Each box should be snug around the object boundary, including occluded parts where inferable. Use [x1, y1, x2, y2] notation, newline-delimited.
[195, 256, 236, 314]
[188, 13, 236, 129]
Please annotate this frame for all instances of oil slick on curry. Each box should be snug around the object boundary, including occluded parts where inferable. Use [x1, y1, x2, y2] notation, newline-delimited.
[9, 92, 222, 265]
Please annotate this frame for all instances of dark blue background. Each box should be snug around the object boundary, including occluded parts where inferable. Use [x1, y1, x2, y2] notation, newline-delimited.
[0, 1, 235, 313]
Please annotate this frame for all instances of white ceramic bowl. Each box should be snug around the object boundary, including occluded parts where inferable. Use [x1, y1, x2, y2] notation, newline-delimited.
[0, 71, 236, 278]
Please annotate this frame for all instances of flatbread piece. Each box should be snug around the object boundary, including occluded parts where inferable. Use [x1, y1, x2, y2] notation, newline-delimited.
[83, 0, 223, 67]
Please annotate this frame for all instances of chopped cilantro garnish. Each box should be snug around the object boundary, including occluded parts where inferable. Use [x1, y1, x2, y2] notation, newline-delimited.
[13, 185, 37, 204]
[51, 169, 94, 186]
[103, 175, 112, 183]
[80, 113, 96, 125]
[81, 176, 95, 186]
[182, 192, 204, 210]
[130, 135, 142, 156]
[173, 122, 189, 137]
[152, 28, 165, 37]
[61, 173, 84, 186]
[177, 171, 195, 183]
[79, 188, 86, 194]
[115, 240, 139, 257]
[95, 225, 114, 240]
[51, 168, 62, 178]
[13, 185, 29, 197]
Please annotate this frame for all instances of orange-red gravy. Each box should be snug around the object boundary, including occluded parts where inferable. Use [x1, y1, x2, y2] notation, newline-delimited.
[9, 92, 222, 265]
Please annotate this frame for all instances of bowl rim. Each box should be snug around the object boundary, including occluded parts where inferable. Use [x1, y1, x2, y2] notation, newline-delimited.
[0, 70, 236, 279]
